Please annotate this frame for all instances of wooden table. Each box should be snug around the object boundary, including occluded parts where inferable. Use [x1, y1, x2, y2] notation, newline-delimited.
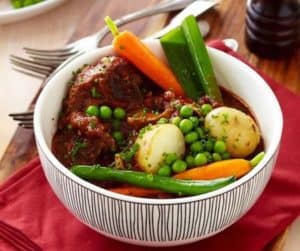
[0, 0, 299, 250]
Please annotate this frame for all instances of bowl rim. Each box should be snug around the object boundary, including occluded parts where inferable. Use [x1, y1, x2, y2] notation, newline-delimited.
[34, 39, 283, 205]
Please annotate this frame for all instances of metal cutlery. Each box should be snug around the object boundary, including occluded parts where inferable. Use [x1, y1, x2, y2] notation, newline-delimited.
[14, 0, 207, 68]
[148, 0, 218, 38]
[10, 0, 219, 79]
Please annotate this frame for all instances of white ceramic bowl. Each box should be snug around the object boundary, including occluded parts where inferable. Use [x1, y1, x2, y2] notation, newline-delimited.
[34, 40, 283, 246]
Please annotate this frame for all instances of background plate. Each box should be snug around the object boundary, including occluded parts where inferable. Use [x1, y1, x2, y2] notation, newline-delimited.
[0, 0, 66, 24]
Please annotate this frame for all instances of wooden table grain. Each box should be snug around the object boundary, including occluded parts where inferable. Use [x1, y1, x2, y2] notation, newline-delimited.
[0, 0, 299, 250]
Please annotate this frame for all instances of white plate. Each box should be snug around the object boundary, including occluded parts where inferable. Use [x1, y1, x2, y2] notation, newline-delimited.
[0, 0, 66, 24]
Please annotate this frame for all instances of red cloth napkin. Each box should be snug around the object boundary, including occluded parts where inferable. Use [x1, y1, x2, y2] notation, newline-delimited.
[1, 41, 300, 251]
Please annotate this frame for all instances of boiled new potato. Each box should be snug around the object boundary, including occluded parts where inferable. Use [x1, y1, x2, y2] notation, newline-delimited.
[135, 124, 185, 173]
[204, 107, 260, 158]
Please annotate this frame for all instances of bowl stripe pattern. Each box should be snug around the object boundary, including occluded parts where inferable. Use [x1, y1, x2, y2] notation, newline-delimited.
[37, 140, 278, 245]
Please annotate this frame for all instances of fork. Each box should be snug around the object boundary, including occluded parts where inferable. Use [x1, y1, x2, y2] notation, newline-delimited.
[9, 0, 220, 129]
[10, 0, 218, 79]
[9, 38, 239, 129]
[19, 0, 199, 68]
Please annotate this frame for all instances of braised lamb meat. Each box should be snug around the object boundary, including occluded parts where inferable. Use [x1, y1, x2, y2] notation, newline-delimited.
[66, 56, 143, 112]
[52, 56, 183, 167]
[52, 56, 145, 166]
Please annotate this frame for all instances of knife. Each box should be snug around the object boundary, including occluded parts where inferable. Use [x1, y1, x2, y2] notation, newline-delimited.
[148, 0, 220, 39]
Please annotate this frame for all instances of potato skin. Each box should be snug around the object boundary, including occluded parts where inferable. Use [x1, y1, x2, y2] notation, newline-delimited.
[135, 124, 185, 173]
[204, 107, 260, 158]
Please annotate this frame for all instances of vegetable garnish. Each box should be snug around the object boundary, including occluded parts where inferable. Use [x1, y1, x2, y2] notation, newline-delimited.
[181, 15, 223, 103]
[11, 0, 43, 9]
[70, 140, 87, 161]
[105, 16, 184, 96]
[173, 152, 265, 180]
[160, 27, 203, 100]
[71, 165, 235, 196]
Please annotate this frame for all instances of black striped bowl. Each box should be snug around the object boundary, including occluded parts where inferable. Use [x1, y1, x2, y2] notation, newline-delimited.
[34, 40, 283, 246]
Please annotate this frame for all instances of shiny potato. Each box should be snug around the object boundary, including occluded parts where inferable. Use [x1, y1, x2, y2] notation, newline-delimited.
[135, 124, 185, 173]
[204, 107, 260, 158]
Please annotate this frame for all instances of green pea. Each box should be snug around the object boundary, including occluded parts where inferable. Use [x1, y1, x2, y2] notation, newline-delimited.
[185, 131, 199, 144]
[204, 151, 213, 163]
[201, 104, 213, 116]
[194, 153, 207, 166]
[180, 105, 193, 118]
[205, 139, 214, 151]
[222, 152, 231, 160]
[172, 160, 187, 173]
[214, 140, 227, 154]
[185, 155, 195, 167]
[189, 116, 199, 127]
[212, 153, 222, 162]
[113, 107, 126, 120]
[99, 105, 112, 120]
[171, 116, 181, 126]
[85, 105, 98, 117]
[113, 131, 123, 143]
[157, 118, 169, 124]
[195, 127, 205, 138]
[179, 119, 193, 134]
[190, 141, 203, 153]
[164, 153, 178, 165]
[157, 165, 172, 177]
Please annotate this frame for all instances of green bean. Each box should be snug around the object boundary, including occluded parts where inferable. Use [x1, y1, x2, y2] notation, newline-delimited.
[250, 152, 265, 167]
[71, 165, 235, 196]
[181, 15, 223, 103]
[160, 27, 203, 100]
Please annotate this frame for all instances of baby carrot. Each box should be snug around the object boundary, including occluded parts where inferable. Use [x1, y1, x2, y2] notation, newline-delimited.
[173, 152, 264, 180]
[110, 186, 165, 197]
[105, 16, 184, 96]
[173, 159, 251, 180]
